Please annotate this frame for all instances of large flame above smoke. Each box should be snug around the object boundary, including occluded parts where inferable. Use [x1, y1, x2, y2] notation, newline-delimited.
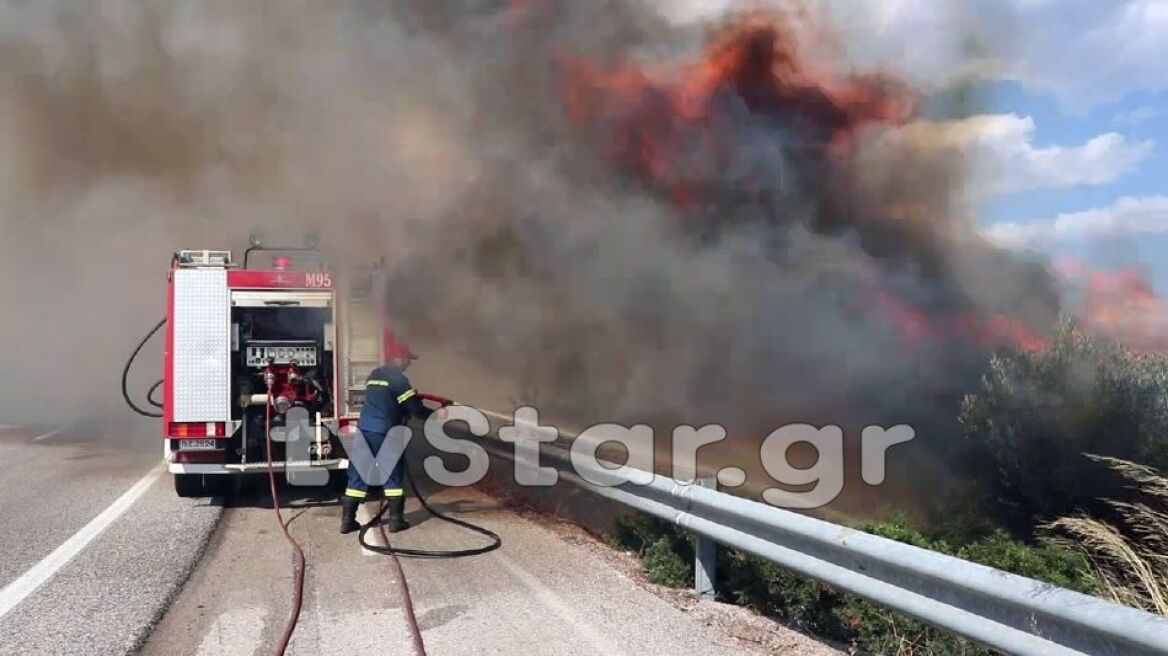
[377, 2, 1145, 433]
[558, 11, 1052, 354]
[562, 14, 916, 207]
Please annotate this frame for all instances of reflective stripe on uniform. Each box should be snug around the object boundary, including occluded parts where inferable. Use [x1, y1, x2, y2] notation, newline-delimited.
[345, 488, 368, 499]
[366, 380, 390, 388]
[396, 389, 417, 404]
[384, 488, 405, 498]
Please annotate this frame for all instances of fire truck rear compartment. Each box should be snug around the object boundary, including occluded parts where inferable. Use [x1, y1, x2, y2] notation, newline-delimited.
[231, 300, 336, 467]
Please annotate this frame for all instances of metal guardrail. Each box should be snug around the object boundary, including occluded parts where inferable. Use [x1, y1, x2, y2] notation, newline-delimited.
[470, 410, 1168, 656]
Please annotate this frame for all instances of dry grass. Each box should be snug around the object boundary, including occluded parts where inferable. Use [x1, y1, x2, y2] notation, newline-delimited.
[1044, 456, 1168, 616]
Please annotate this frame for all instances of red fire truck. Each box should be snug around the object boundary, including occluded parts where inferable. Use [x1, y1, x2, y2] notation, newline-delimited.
[155, 242, 401, 497]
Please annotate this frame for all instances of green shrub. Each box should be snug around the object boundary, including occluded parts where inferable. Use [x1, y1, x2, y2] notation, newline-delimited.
[960, 323, 1168, 526]
[614, 515, 1095, 655]
[613, 514, 694, 587]
[955, 530, 1095, 594]
[643, 537, 693, 587]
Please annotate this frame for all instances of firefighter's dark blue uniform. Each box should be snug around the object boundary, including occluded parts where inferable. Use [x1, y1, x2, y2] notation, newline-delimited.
[345, 366, 431, 501]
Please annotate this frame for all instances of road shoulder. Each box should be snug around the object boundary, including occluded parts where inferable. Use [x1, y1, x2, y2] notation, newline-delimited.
[0, 476, 223, 656]
[142, 482, 839, 655]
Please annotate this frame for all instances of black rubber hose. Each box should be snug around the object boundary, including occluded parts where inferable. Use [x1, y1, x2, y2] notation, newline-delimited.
[357, 458, 502, 559]
[148, 379, 164, 409]
[122, 319, 166, 418]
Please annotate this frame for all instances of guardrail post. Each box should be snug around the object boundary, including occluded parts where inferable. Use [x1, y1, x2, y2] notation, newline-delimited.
[693, 477, 716, 600]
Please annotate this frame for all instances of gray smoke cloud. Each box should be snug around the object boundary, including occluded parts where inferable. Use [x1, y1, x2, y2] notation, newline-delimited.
[0, 0, 494, 423]
[0, 0, 1057, 504]
[380, 2, 1060, 437]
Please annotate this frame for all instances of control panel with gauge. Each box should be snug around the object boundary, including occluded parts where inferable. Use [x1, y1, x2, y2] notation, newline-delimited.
[244, 341, 319, 368]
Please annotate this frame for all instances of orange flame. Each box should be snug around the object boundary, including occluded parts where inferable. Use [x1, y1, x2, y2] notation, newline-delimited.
[875, 290, 1048, 353]
[558, 11, 1069, 355]
[1057, 258, 1168, 352]
[561, 13, 916, 205]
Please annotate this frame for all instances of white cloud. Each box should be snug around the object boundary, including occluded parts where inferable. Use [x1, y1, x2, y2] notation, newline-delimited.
[987, 195, 1168, 246]
[858, 0, 1168, 109]
[891, 114, 1153, 197]
[968, 114, 1153, 195]
[1008, 0, 1168, 109]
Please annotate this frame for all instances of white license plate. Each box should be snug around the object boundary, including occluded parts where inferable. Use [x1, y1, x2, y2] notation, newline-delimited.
[178, 439, 218, 450]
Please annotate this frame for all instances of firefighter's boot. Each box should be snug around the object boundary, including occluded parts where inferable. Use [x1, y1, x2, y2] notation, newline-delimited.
[386, 496, 410, 533]
[340, 497, 361, 535]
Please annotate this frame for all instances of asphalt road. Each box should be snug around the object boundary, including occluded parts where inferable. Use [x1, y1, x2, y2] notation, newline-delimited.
[0, 421, 222, 656]
[142, 481, 838, 656]
[0, 420, 836, 655]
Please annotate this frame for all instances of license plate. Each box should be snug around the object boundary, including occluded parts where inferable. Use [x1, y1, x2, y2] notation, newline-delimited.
[178, 439, 218, 450]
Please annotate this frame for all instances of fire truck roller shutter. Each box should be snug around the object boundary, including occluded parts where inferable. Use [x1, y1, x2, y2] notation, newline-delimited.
[172, 269, 232, 423]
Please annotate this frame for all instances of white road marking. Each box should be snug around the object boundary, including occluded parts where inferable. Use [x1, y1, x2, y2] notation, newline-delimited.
[0, 465, 164, 619]
[31, 430, 63, 442]
[493, 551, 627, 656]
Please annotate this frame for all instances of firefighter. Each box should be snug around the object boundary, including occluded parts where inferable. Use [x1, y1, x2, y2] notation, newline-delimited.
[340, 351, 432, 535]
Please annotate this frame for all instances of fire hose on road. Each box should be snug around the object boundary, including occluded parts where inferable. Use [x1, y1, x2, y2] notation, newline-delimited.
[356, 395, 502, 560]
[124, 318, 501, 656]
[263, 393, 306, 656]
[350, 396, 502, 656]
[260, 391, 500, 656]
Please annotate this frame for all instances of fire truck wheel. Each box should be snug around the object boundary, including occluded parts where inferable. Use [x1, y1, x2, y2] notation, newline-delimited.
[173, 474, 208, 498]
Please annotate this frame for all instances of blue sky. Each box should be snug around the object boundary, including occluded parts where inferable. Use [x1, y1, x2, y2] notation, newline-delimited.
[979, 80, 1168, 285]
[671, 1, 1167, 287]
[830, 0, 1168, 285]
[865, 0, 1168, 288]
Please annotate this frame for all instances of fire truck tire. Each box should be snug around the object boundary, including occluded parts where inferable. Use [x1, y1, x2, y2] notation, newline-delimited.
[173, 474, 208, 498]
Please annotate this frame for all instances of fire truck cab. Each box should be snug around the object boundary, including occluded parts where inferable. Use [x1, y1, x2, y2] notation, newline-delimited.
[162, 244, 393, 497]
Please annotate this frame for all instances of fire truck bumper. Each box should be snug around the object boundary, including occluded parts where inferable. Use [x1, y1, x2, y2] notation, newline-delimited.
[167, 459, 350, 475]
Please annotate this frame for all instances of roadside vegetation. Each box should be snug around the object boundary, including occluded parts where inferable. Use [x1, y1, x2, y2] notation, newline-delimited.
[612, 324, 1168, 654]
[960, 323, 1168, 531]
[1044, 456, 1168, 616]
[615, 514, 1093, 655]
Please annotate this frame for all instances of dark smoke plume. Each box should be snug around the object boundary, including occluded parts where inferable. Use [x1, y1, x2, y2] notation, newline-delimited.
[0, 0, 1063, 511]
[384, 3, 1060, 437]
